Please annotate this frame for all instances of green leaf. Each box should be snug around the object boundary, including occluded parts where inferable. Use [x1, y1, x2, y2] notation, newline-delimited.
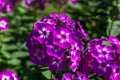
[12, 51, 29, 58]
[1, 51, 11, 58]
[8, 58, 21, 65]
[41, 70, 55, 79]
[110, 21, 120, 36]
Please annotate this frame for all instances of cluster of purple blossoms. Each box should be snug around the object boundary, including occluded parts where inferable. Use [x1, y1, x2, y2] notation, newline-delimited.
[0, 69, 19, 80]
[0, 17, 10, 31]
[0, 0, 17, 13]
[24, 0, 52, 9]
[55, 72, 90, 80]
[80, 36, 120, 80]
[26, 13, 89, 73]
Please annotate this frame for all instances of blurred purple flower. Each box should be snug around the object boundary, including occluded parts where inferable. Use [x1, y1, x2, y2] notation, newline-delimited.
[0, 17, 9, 31]
[109, 36, 120, 54]
[53, 27, 75, 49]
[62, 73, 77, 80]
[48, 56, 67, 71]
[46, 42, 66, 58]
[91, 45, 116, 63]
[33, 22, 53, 44]
[0, 0, 17, 13]
[0, 70, 19, 80]
[76, 71, 90, 80]
[110, 62, 120, 80]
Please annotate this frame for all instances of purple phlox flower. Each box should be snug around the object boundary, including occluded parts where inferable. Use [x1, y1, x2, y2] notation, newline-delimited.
[26, 32, 39, 49]
[0, 69, 19, 80]
[53, 27, 75, 49]
[76, 71, 90, 80]
[69, 42, 82, 72]
[24, 0, 36, 9]
[33, 22, 53, 44]
[69, 41, 83, 60]
[0, 17, 9, 31]
[46, 41, 66, 58]
[48, 56, 67, 71]
[68, 60, 80, 72]
[77, 21, 90, 40]
[88, 37, 107, 48]
[92, 60, 112, 76]
[50, 13, 76, 29]
[62, 73, 77, 80]
[0, 0, 7, 13]
[6, 0, 17, 13]
[0, 0, 17, 13]
[109, 36, 120, 54]
[110, 62, 120, 80]
[58, 13, 76, 29]
[28, 44, 49, 66]
[41, 17, 58, 26]
[0, 0, 6, 8]
[50, 13, 59, 18]
[91, 45, 116, 63]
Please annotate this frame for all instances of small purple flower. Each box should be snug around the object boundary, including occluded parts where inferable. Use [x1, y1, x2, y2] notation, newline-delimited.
[110, 63, 120, 80]
[0, 0, 17, 13]
[46, 42, 66, 58]
[0, 69, 19, 80]
[76, 72, 90, 80]
[24, 0, 36, 9]
[69, 41, 83, 61]
[0, 0, 6, 8]
[6, 0, 16, 13]
[62, 73, 77, 80]
[48, 56, 67, 71]
[91, 45, 116, 63]
[33, 22, 53, 44]
[92, 61, 112, 76]
[28, 45, 49, 66]
[88, 38, 107, 48]
[68, 60, 80, 72]
[0, 17, 9, 31]
[53, 27, 75, 49]
[26, 32, 38, 49]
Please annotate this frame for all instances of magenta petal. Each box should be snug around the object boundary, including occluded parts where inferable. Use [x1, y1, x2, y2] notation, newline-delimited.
[0, 17, 10, 31]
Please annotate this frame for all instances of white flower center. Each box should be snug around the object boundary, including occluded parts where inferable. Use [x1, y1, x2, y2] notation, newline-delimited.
[57, 31, 70, 43]
[0, 20, 7, 28]
[2, 75, 9, 80]
[39, 27, 50, 39]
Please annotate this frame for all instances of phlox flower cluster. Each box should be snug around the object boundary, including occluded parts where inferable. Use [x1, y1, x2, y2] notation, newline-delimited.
[26, 13, 89, 73]
[0, 0, 17, 13]
[0, 70, 19, 80]
[80, 36, 120, 80]
[55, 72, 90, 80]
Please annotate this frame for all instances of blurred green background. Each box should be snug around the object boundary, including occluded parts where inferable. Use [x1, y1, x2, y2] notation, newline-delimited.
[0, 0, 120, 80]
